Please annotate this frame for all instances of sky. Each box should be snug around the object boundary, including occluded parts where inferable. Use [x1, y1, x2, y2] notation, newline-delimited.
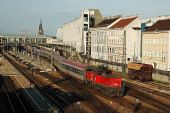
[0, 0, 170, 36]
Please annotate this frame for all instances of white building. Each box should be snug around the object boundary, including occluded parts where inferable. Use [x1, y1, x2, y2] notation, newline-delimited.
[90, 16, 141, 63]
[57, 9, 103, 53]
[142, 19, 170, 71]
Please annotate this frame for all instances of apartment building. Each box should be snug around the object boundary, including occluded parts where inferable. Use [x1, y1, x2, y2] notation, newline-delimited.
[57, 9, 103, 53]
[142, 19, 170, 71]
[90, 16, 141, 63]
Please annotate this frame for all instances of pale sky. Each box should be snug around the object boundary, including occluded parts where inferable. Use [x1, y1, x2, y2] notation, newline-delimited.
[0, 0, 170, 35]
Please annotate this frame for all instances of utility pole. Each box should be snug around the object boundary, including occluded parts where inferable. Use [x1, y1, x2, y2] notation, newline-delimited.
[7, 37, 8, 51]
[70, 42, 71, 59]
[50, 47, 53, 69]
[122, 30, 126, 75]
[31, 43, 33, 61]
[82, 28, 85, 63]
[2, 37, 5, 56]
[15, 41, 18, 57]
[51, 50, 52, 67]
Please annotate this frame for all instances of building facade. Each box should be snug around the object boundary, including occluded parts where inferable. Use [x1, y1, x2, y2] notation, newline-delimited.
[142, 19, 170, 71]
[90, 16, 141, 63]
[57, 9, 103, 53]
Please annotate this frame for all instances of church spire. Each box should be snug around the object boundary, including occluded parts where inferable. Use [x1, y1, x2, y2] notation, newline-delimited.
[38, 18, 44, 35]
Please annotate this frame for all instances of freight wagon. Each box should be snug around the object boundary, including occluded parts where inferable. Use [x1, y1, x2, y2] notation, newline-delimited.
[127, 63, 153, 82]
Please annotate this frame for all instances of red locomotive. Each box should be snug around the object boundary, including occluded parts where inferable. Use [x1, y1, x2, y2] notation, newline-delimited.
[85, 66, 125, 96]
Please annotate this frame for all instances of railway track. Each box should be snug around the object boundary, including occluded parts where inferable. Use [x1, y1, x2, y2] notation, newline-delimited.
[5, 50, 170, 113]
[145, 81, 170, 93]
[85, 82, 165, 113]
[5, 51, 128, 113]
[21, 68, 75, 113]
[127, 88, 170, 113]
[13, 75, 54, 112]
[3, 57, 63, 110]
[126, 80, 170, 98]
[126, 80, 170, 113]
[2, 76, 29, 113]
[4, 52, 82, 113]
[43, 69, 166, 113]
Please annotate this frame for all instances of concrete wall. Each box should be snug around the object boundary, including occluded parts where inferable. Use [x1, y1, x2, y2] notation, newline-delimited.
[62, 16, 83, 52]
[125, 17, 141, 62]
[152, 73, 170, 84]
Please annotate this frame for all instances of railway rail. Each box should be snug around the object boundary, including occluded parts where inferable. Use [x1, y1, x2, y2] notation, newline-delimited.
[2, 76, 29, 113]
[1, 52, 59, 113]
[4, 52, 84, 113]
[145, 81, 170, 93]
[12, 75, 54, 112]
[126, 80, 170, 113]
[126, 79, 170, 98]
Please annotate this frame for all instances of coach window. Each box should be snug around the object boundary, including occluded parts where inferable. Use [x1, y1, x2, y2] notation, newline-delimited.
[80, 70, 83, 75]
[72, 67, 74, 72]
[76, 69, 79, 74]
[71, 66, 73, 71]
[77, 70, 79, 75]
[73, 67, 75, 73]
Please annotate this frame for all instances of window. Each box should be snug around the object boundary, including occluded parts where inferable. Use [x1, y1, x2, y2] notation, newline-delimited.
[145, 39, 148, 44]
[156, 51, 159, 57]
[160, 38, 163, 44]
[107, 48, 109, 53]
[143, 50, 146, 56]
[149, 39, 152, 44]
[112, 48, 115, 53]
[157, 38, 160, 44]
[163, 38, 167, 44]
[165, 38, 167, 44]
[153, 39, 156, 44]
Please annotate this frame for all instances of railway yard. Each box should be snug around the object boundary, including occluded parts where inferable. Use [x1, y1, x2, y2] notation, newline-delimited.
[0, 50, 170, 113]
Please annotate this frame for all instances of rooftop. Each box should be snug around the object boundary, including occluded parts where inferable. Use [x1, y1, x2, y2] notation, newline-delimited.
[146, 19, 170, 31]
[94, 18, 119, 27]
[110, 17, 137, 29]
